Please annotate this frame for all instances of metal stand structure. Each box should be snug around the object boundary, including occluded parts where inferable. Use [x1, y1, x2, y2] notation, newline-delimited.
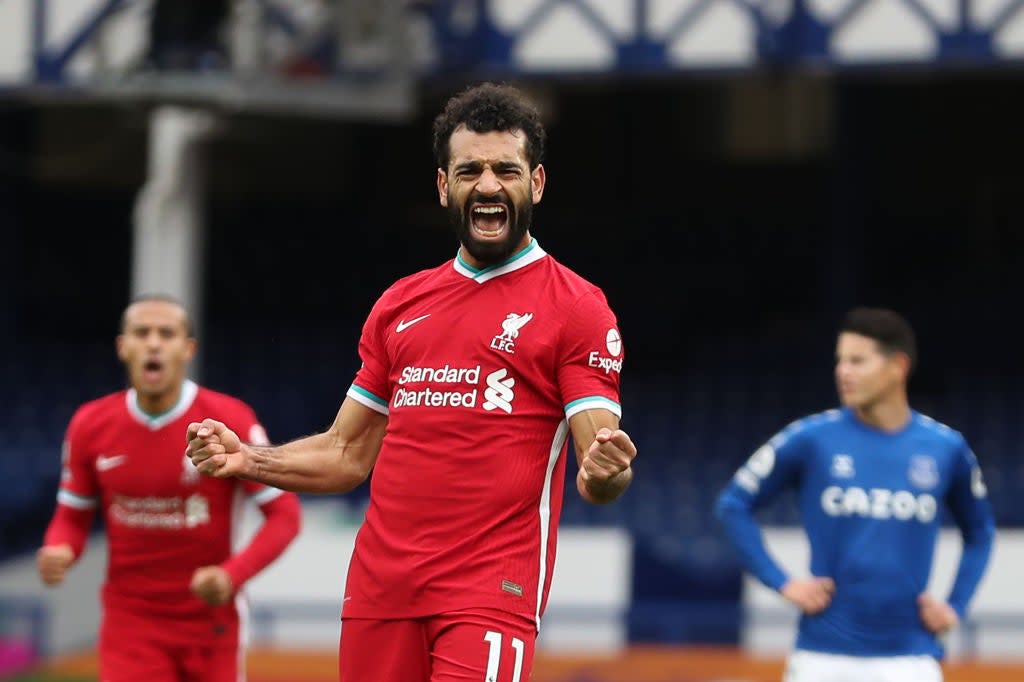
[27, 0, 417, 118]
[131, 105, 217, 377]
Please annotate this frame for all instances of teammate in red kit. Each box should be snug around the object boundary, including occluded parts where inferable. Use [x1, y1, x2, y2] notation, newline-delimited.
[187, 83, 637, 682]
[38, 295, 301, 682]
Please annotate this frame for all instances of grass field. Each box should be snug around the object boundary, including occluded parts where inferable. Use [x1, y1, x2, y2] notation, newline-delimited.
[9, 647, 1024, 682]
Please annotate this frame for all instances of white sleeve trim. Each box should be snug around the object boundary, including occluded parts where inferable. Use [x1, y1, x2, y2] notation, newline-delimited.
[564, 396, 622, 420]
[346, 385, 390, 415]
[249, 487, 285, 506]
[57, 489, 98, 510]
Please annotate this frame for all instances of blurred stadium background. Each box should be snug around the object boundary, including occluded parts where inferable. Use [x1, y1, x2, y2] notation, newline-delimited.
[2, 0, 1024, 680]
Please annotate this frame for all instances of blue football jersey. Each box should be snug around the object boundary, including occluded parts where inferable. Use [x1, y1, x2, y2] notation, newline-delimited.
[716, 408, 995, 657]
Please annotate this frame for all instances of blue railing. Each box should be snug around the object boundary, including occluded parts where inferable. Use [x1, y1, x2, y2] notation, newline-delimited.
[23, 0, 1024, 86]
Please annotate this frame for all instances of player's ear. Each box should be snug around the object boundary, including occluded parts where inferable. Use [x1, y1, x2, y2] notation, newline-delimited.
[437, 168, 449, 207]
[183, 337, 198, 362]
[115, 334, 128, 362]
[892, 351, 911, 380]
[531, 164, 546, 204]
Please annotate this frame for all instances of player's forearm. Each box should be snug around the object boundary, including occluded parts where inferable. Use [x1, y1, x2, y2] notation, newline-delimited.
[715, 490, 789, 590]
[43, 505, 94, 560]
[948, 521, 996, 617]
[241, 432, 374, 494]
[578, 466, 632, 504]
[222, 493, 301, 588]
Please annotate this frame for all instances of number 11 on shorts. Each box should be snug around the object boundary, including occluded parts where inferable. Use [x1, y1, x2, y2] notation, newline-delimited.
[483, 630, 524, 682]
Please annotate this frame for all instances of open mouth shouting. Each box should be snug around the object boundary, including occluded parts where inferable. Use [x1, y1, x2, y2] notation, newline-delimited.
[142, 358, 165, 384]
[451, 190, 531, 266]
[470, 202, 511, 241]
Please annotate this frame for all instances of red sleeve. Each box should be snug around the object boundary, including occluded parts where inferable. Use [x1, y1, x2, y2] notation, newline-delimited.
[347, 293, 392, 415]
[214, 401, 301, 587]
[230, 403, 279, 501]
[229, 401, 271, 448]
[220, 491, 301, 589]
[556, 290, 624, 420]
[43, 506, 94, 560]
[44, 410, 99, 558]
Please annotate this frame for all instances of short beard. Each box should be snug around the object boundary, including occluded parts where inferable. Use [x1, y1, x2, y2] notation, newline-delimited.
[449, 192, 532, 266]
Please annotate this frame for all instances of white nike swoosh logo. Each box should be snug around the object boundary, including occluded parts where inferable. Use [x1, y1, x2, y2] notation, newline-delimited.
[395, 314, 431, 333]
[96, 455, 127, 472]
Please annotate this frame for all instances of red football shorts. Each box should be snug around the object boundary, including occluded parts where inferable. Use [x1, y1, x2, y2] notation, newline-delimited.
[99, 613, 242, 682]
[340, 608, 536, 682]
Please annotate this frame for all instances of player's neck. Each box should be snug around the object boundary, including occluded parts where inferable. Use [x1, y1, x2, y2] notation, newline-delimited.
[458, 233, 533, 271]
[853, 394, 911, 433]
[134, 382, 184, 417]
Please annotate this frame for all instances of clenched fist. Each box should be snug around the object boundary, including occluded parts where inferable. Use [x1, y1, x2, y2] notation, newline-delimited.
[37, 544, 74, 586]
[580, 428, 636, 484]
[190, 565, 234, 606]
[186, 419, 246, 478]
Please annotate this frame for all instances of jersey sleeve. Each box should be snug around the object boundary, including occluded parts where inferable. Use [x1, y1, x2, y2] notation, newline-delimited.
[556, 290, 623, 420]
[222, 490, 301, 589]
[347, 293, 392, 415]
[715, 424, 811, 590]
[239, 408, 271, 449]
[55, 408, 100, 512]
[217, 399, 301, 588]
[45, 408, 100, 558]
[944, 439, 996, 618]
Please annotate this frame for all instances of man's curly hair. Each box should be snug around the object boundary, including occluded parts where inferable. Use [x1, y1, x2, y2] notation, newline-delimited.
[432, 83, 547, 170]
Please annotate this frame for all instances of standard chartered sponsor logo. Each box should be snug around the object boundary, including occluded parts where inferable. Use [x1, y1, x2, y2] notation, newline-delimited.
[110, 494, 211, 529]
[394, 364, 481, 407]
[820, 486, 937, 523]
[393, 364, 516, 413]
[395, 364, 483, 405]
[482, 369, 515, 413]
[394, 385, 480, 408]
[399, 364, 481, 385]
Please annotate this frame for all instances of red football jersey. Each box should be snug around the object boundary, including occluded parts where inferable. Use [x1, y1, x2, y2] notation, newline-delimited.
[343, 240, 624, 626]
[54, 380, 283, 638]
